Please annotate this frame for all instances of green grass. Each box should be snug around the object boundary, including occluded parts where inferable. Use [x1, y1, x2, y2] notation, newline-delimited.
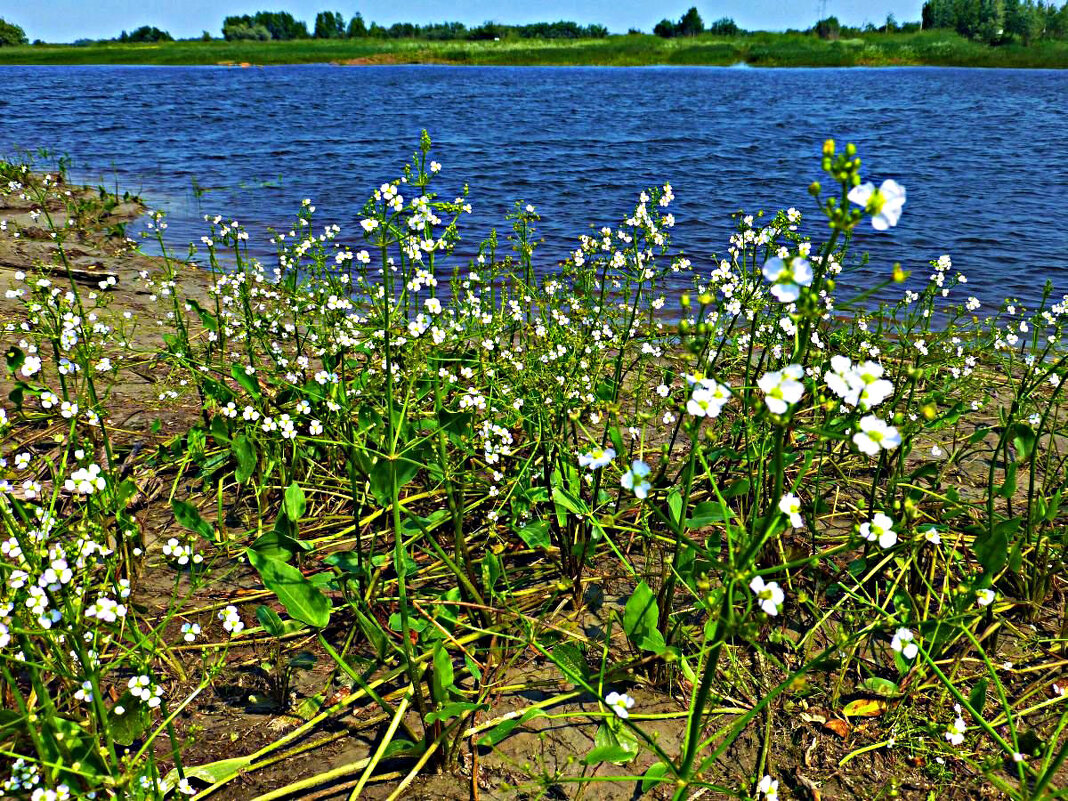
[1, 30, 1067, 67]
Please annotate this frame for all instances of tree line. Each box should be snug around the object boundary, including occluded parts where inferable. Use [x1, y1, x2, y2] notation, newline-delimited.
[221, 11, 607, 41]
[921, 0, 1068, 44]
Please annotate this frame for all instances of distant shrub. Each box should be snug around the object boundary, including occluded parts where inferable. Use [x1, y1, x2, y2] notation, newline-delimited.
[707, 17, 741, 36]
[222, 23, 272, 41]
[222, 11, 308, 41]
[124, 26, 173, 44]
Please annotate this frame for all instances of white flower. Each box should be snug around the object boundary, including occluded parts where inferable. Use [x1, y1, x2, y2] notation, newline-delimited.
[64, 464, 106, 495]
[757, 774, 779, 800]
[308, 419, 323, 436]
[605, 691, 635, 719]
[945, 704, 966, 746]
[762, 256, 813, 303]
[976, 588, 996, 607]
[922, 526, 942, 545]
[181, 622, 201, 642]
[825, 356, 894, 410]
[578, 447, 615, 471]
[778, 493, 803, 528]
[686, 380, 731, 418]
[890, 627, 918, 660]
[20, 355, 41, 377]
[848, 179, 906, 230]
[860, 512, 897, 549]
[757, 365, 804, 415]
[749, 575, 784, 616]
[853, 415, 901, 455]
[621, 460, 652, 499]
[218, 605, 244, 635]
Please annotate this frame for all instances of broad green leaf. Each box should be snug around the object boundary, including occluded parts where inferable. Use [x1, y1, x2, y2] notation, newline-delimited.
[686, 501, 728, 529]
[667, 489, 683, 525]
[324, 551, 362, 575]
[247, 549, 331, 628]
[231, 364, 260, 398]
[232, 434, 257, 484]
[477, 708, 546, 746]
[108, 692, 150, 746]
[969, 678, 989, 715]
[425, 701, 486, 724]
[162, 757, 251, 794]
[642, 762, 670, 792]
[431, 641, 455, 702]
[582, 744, 635, 765]
[284, 481, 306, 521]
[188, 298, 218, 332]
[623, 580, 660, 650]
[172, 498, 215, 543]
[1011, 423, 1037, 463]
[551, 642, 589, 682]
[552, 486, 588, 516]
[517, 519, 551, 549]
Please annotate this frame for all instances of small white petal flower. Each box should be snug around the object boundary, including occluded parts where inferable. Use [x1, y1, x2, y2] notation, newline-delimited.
[578, 447, 615, 471]
[749, 575, 785, 616]
[605, 690, 635, 719]
[890, 627, 918, 660]
[620, 460, 652, 499]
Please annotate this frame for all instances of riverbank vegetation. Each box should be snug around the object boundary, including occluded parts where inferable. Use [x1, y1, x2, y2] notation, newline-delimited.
[2, 28, 1068, 67]
[2, 1, 1068, 66]
[1, 135, 1067, 799]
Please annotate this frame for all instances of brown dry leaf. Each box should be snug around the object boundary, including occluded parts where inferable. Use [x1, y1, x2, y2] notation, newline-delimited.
[842, 697, 887, 717]
[824, 718, 851, 738]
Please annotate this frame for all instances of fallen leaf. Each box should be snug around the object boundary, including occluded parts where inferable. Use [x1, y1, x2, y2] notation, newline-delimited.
[842, 698, 887, 717]
[824, 718, 851, 738]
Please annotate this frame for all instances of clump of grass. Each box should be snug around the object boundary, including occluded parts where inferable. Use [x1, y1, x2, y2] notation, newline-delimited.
[0, 133, 1066, 800]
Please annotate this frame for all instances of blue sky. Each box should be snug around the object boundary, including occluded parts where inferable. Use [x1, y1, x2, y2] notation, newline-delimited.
[7, 1, 927, 42]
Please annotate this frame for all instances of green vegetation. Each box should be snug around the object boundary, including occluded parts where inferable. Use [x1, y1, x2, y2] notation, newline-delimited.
[924, 0, 1068, 45]
[1, 28, 1068, 67]
[2, 134, 1068, 799]
[0, 16, 28, 47]
[3, 1, 1068, 66]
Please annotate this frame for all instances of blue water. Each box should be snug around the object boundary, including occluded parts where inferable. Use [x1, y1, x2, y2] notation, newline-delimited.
[2, 64, 1066, 307]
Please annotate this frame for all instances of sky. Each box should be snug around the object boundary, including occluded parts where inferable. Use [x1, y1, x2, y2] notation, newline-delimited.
[4, 1, 928, 43]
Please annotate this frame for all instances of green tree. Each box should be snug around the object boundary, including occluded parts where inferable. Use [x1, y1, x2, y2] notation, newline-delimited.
[347, 13, 368, 37]
[707, 17, 740, 35]
[1006, 0, 1045, 43]
[653, 18, 677, 37]
[314, 11, 345, 38]
[126, 25, 173, 43]
[815, 15, 841, 38]
[0, 16, 27, 46]
[677, 6, 705, 35]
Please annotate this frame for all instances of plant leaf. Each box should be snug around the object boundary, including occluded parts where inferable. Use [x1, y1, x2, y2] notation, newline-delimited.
[247, 549, 331, 628]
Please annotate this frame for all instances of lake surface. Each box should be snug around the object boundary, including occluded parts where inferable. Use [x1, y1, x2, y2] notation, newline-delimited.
[1, 64, 1066, 307]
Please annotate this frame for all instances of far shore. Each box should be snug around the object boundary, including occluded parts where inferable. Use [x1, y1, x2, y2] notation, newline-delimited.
[2, 30, 1067, 69]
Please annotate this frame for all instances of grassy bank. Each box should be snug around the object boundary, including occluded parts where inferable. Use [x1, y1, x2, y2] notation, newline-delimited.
[1, 30, 1068, 67]
[1, 139, 1068, 801]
